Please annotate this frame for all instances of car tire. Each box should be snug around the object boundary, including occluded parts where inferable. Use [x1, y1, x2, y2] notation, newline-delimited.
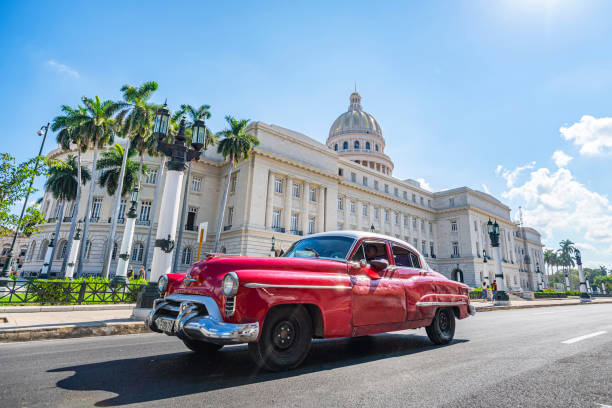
[182, 338, 223, 354]
[248, 305, 313, 371]
[426, 307, 455, 345]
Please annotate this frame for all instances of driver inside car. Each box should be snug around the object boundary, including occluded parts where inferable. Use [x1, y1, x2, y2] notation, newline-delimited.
[365, 244, 383, 263]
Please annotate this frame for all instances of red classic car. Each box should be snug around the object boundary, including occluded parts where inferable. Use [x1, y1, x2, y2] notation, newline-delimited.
[146, 231, 475, 371]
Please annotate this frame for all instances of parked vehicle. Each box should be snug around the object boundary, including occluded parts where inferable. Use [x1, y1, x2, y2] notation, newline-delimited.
[146, 231, 475, 371]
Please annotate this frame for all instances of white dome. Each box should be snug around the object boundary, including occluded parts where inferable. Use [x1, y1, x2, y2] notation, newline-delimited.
[328, 92, 382, 139]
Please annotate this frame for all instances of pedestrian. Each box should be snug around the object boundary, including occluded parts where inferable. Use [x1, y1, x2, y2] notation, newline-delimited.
[486, 285, 492, 301]
[492, 279, 497, 299]
[481, 281, 487, 300]
[127, 265, 134, 279]
[138, 266, 145, 280]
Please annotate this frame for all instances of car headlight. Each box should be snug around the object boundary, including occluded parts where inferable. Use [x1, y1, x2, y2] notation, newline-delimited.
[157, 275, 168, 294]
[222, 272, 239, 297]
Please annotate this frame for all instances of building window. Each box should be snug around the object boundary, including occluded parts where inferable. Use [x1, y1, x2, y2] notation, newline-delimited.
[412, 217, 417, 229]
[85, 240, 92, 259]
[420, 197, 424, 205]
[118, 199, 126, 220]
[230, 175, 237, 193]
[226, 207, 233, 226]
[375, 144, 379, 151]
[351, 172, 356, 182]
[131, 243, 144, 262]
[365, 142, 371, 150]
[145, 169, 158, 184]
[27, 242, 36, 261]
[272, 210, 281, 229]
[429, 222, 433, 233]
[449, 197, 455, 207]
[334, 144, 338, 151]
[474, 220, 478, 231]
[412, 193, 416, 203]
[343, 141, 348, 150]
[430, 241, 435, 256]
[56, 240, 67, 260]
[291, 213, 299, 232]
[384, 209, 389, 222]
[308, 217, 315, 234]
[91, 197, 102, 219]
[181, 247, 192, 265]
[451, 220, 458, 232]
[362, 176, 367, 186]
[337, 197, 343, 210]
[374, 180, 379, 190]
[350, 201, 356, 213]
[374, 207, 379, 219]
[362, 204, 368, 217]
[338, 168, 344, 176]
[422, 240, 427, 255]
[421, 220, 425, 231]
[354, 141, 360, 149]
[111, 241, 118, 260]
[309, 187, 316, 202]
[395, 213, 399, 225]
[384, 184, 389, 193]
[394, 187, 399, 197]
[428, 199, 431, 208]
[403, 191, 408, 200]
[403, 216, 408, 226]
[292, 183, 300, 198]
[139, 201, 152, 221]
[452, 242, 460, 257]
[274, 178, 283, 194]
[187, 207, 197, 230]
[413, 238, 418, 248]
[191, 176, 202, 192]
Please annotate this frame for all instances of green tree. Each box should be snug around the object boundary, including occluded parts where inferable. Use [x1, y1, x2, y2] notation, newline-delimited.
[75, 96, 120, 275]
[96, 144, 143, 197]
[44, 156, 91, 265]
[213, 116, 259, 252]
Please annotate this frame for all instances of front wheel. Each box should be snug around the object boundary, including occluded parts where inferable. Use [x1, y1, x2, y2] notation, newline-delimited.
[182, 338, 223, 354]
[248, 306, 313, 371]
[426, 308, 455, 345]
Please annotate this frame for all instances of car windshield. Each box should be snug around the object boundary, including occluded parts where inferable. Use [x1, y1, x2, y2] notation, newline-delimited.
[283, 236, 355, 261]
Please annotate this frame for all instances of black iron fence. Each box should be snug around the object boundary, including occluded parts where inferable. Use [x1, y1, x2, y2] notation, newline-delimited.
[0, 280, 146, 305]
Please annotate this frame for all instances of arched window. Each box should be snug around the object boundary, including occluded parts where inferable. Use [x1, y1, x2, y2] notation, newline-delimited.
[111, 241, 118, 260]
[57, 240, 68, 260]
[451, 267, 464, 283]
[181, 247, 193, 265]
[365, 142, 371, 150]
[27, 242, 36, 261]
[354, 141, 360, 149]
[375, 144, 379, 152]
[131, 243, 144, 262]
[334, 144, 338, 151]
[38, 240, 49, 260]
[342, 141, 348, 150]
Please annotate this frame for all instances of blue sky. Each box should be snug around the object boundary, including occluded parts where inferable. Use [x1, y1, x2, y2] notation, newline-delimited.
[1, 0, 611, 267]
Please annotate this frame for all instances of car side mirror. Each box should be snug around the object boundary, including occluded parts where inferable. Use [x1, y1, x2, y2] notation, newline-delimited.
[369, 259, 389, 271]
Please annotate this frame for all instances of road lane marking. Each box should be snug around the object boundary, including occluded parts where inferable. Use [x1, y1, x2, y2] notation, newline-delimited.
[562, 331, 607, 344]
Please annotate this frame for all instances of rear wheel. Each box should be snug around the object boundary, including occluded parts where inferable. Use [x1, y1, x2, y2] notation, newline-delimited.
[182, 338, 223, 354]
[248, 306, 313, 371]
[426, 308, 455, 345]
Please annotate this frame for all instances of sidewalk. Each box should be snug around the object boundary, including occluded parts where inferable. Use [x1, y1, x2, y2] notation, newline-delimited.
[1, 298, 611, 343]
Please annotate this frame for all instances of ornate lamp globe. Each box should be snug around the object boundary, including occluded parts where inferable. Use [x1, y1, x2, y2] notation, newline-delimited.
[487, 219, 494, 235]
[493, 220, 500, 236]
[191, 118, 207, 151]
[153, 102, 170, 139]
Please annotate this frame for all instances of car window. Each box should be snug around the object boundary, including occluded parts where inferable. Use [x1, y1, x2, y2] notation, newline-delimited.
[283, 236, 355, 260]
[392, 245, 413, 267]
[410, 252, 421, 269]
[351, 244, 366, 262]
[352, 241, 389, 263]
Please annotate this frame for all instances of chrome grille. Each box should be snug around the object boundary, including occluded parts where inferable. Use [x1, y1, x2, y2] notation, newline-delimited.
[225, 297, 236, 317]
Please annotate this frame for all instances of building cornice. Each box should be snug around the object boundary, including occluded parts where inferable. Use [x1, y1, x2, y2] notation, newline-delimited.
[253, 149, 340, 181]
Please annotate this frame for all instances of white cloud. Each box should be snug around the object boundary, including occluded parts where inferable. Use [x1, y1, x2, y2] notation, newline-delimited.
[498, 161, 536, 188]
[500, 165, 612, 257]
[46, 59, 79, 78]
[416, 178, 432, 191]
[481, 184, 491, 194]
[560, 115, 612, 155]
[551, 150, 573, 167]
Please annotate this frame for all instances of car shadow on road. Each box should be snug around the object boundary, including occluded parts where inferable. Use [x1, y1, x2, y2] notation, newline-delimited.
[49, 333, 468, 406]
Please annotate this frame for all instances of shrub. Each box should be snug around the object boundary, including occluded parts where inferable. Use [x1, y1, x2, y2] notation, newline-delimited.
[534, 292, 568, 299]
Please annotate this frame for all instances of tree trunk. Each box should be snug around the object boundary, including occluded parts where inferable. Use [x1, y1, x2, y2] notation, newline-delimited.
[61, 149, 82, 276]
[77, 145, 99, 276]
[102, 139, 131, 278]
[143, 156, 165, 279]
[47, 200, 64, 272]
[173, 161, 192, 272]
[213, 161, 233, 253]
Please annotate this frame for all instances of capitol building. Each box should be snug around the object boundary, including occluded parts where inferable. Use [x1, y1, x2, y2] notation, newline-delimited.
[20, 91, 545, 291]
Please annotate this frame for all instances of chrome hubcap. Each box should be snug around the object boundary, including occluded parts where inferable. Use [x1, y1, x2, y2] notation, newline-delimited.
[272, 321, 296, 350]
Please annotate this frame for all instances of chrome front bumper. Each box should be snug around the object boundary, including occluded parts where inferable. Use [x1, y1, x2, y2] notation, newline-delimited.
[145, 293, 259, 345]
[468, 304, 476, 316]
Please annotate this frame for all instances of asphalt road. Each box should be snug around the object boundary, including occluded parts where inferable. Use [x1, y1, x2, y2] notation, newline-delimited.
[1, 304, 611, 408]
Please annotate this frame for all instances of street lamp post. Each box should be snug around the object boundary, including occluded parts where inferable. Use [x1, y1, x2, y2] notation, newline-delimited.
[112, 187, 139, 285]
[536, 263, 543, 292]
[483, 249, 488, 285]
[270, 236, 276, 257]
[64, 220, 83, 279]
[487, 219, 510, 305]
[370, 224, 375, 233]
[1, 123, 50, 280]
[40, 233, 56, 277]
[575, 249, 591, 303]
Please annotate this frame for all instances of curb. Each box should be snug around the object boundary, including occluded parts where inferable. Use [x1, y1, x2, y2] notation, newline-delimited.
[0, 304, 136, 313]
[0, 321, 150, 343]
[474, 299, 612, 313]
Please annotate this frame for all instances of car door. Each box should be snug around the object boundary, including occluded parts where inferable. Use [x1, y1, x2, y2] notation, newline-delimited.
[350, 239, 407, 326]
[391, 244, 436, 321]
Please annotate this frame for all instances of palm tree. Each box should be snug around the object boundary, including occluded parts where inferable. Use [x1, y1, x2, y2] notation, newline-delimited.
[44, 156, 91, 270]
[600, 266, 608, 276]
[75, 95, 120, 276]
[170, 104, 215, 271]
[213, 116, 260, 252]
[558, 239, 576, 289]
[97, 144, 143, 197]
[52, 105, 89, 275]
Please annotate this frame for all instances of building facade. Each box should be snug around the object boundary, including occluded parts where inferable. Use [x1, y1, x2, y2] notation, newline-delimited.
[21, 91, 544, 290]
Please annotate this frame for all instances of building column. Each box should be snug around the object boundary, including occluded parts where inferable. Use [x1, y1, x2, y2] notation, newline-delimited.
[343, 196, 349, 229]
[301, 181, 309, 233]
[317, 186, 325, 233]
[400, 214, 405, 239]
[355, 199, 361, 230]
[284, 176, 292, 231]
[368, 203, 374, 231]
[265, 171, 274, 229]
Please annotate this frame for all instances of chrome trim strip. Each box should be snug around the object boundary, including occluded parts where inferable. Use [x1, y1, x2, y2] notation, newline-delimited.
[416, 301, 467, 307]
[164, 294, 222, 320]
[243, 283, 352, 290]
